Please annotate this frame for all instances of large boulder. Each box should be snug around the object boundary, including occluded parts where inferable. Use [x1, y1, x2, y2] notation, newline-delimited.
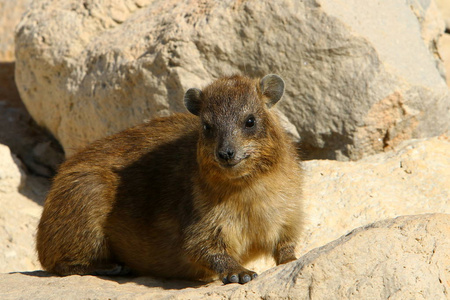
[1, 214, 449, 299]
[15, 0, 450, 158]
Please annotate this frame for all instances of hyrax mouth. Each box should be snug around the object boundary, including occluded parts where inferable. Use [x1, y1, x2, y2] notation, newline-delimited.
[216, 153, 250, 169]
[219, 159, 242, 168]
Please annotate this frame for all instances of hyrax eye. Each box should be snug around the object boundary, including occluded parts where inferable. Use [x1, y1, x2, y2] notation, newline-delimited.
[203, 123, 212, 131]
[245, 115, 256, 128]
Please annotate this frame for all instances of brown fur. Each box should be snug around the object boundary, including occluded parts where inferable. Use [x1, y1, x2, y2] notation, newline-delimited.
[36, 74, 303, 284]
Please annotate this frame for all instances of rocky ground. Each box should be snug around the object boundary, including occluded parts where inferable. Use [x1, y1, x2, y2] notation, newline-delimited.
[1, 214, 449, 299]
[1, 0, 450, 299]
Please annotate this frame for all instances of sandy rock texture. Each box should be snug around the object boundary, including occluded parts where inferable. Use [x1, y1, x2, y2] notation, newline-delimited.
[0, 144, 45, 273]
[0, 190, 42, 273]
[436, 0, 450, 30]
[408, 0, 446, 78]
[439, 33, 450, 86]
[299, 135, 450, 256]
[0, 144, 23, 193]
[436, 0, 450, 86]
[0, 0, 32, 61]
[1, 213, 449, 299]
[15, 0, 450, 158]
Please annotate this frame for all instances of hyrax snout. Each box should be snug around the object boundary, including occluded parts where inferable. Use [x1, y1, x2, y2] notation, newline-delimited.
[36, 74, 303, 284]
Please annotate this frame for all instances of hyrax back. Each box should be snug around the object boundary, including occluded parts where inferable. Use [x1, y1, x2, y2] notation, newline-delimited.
[37, 74, 303, 284]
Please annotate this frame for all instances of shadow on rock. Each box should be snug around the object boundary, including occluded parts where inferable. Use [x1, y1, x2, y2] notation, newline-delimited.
[13, 270, 210, 290]
[10, 271, 54, 278]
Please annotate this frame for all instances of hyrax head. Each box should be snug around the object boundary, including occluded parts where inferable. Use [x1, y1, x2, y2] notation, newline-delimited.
[184, 74, 285, 179]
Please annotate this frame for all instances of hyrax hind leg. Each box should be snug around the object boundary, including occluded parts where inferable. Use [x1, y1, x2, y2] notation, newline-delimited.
[36, 171, 117, 276]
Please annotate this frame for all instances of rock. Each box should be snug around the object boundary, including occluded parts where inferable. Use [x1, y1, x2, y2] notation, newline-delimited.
[299, 135, 450, 255]
[0, 0, 63, 177]
[0, 144, 24, 193]
[0, 96, 64, 177]
[436, 0, 450, 30]
[0, 0, 29, 102]
[1, 213, 448, 299]
[408, 0, 447, 80]
[15, 0, 450, 158]
[0, 0, 32, 61]
[0, 144, 43, 273]
[0, 191, 42, 273]
[0, 0, 62, 273]
[439, 33, 450, 86]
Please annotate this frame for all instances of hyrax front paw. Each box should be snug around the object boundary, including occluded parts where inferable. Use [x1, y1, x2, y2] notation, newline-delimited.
[222, 269, 258, 284]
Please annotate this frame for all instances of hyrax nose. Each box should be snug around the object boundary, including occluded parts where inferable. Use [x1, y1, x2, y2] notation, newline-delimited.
[217, 148, 235, 162]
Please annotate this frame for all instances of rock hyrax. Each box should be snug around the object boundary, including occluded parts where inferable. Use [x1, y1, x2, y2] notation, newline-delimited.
[36, 74, 303, 284]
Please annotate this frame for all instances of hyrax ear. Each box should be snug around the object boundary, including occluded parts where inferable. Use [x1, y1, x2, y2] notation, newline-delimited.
[260, 74, 285, 108]
[184, 88, 202, 116]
